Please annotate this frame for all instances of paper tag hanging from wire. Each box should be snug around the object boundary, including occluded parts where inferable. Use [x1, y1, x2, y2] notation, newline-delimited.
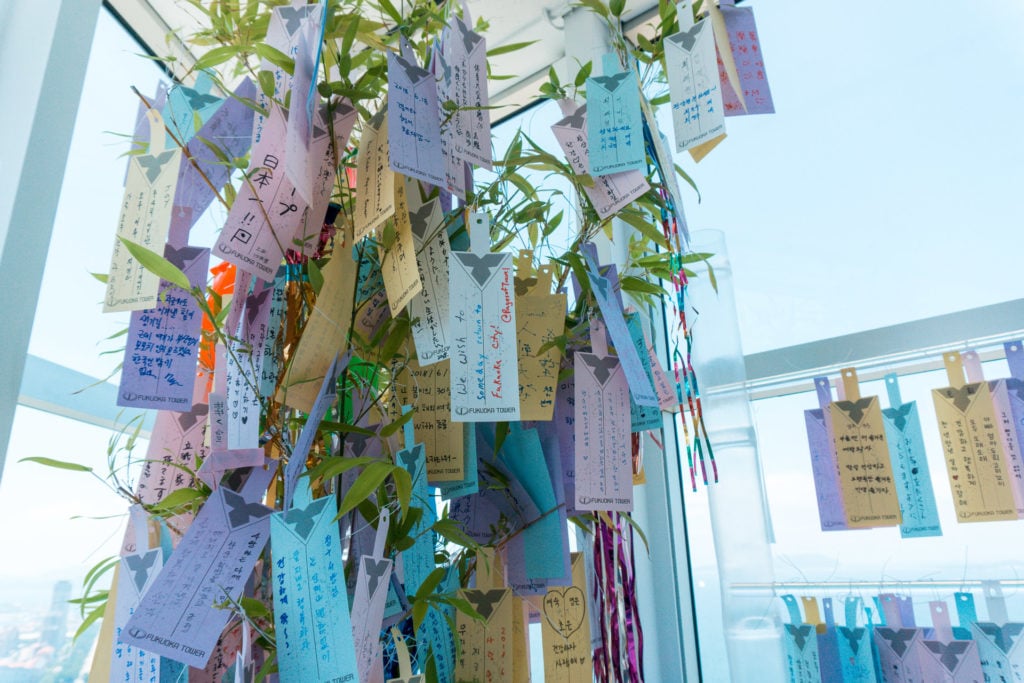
[881, 373, 942, 538]
[932, 351, 1019, 522]
[829, 368, 901, 529]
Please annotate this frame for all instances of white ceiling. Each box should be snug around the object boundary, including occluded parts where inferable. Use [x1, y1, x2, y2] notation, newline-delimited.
[106, 0, 662, 120]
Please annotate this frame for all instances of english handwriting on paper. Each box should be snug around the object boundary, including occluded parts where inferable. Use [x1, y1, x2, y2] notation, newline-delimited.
[448, 214, 521, 422]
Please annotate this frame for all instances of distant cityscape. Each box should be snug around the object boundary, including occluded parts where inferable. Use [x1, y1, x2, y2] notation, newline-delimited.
[0, 581, 98, 683]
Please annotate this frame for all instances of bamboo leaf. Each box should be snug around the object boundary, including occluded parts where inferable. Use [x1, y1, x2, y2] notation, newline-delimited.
[74, 603, 107, 641]
[253, 44, 294, 75]
[338, 461, 395, 517]
[19, 457, 92, 473]
[118, 238, 191, 291]
[486, 41, 538, 57]
[194, 45, 242, 71]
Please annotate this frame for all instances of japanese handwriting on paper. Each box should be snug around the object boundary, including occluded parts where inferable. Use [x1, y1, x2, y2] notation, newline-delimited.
[442, 13, 492, 169]
[354, 108, 397, 241]
[881, 374, 942, 538]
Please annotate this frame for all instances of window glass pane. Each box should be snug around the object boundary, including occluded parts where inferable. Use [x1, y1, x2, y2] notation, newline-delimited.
[0, 406, 145, 676]
[671, 3, 1024, 354]
[27, 10, 166, 379]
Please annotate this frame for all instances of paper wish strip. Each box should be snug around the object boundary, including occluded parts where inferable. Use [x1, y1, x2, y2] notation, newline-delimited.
[408, 196, 452, 364]
[123, 481, 274, 668]
[582, 247, 658, 407]
[455, 588, 514, 683]
[252, 1, 318, 144]
[625, 312, 663, 432]
[394, 422, 437, 598]
[881, 373, 942, 538]
[118, 245, 208, 411]
[665, 13, 727, 153]
[443, 13, 491, 169]
[270, 494, 358, 683]
[282, 3, 326, 206]
[351, 548, 393, 683]
[448, 213, 521, 421]
[779, 595, 821, 683]
[279, 239, 357, 412]
[551, 102, 649, 219]
[932, 352, 1019, 522]
[110, 548, 164, 682]
[433, 46, 469, 200]
[828, 368, 901, 528]
[296, 101, 357, 256]
[381, 179, 423, 314]
[388, 43, 445, 187]
[395, 359, 464, 483]
[105, 109, 182, 312]
[715, 2, 774, 116]
[574, 322, 633, 512]
[515, 257, 565, 422]
[915, 600, 984, 682]
[586, 62, 646, 176]
[171, 79, 256, 239]
[354, 108, 396, 242]
[162, 74, 222, 147]
[966, 348, 1024, 512]
[541, 553, 592, 683]
[804, 377, 847, 531]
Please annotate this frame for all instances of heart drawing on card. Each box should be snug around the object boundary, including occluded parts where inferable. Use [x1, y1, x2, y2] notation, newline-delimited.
[543, 586, 586, 639]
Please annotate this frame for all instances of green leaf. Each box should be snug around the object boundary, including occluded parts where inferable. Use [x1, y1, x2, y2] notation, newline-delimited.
[193, 45, 242, 71]
[412, 598, 429, 632]
[380, 407, 414, 438]
[414, 567, 448, 600]
[253, 44, 294, 75]
[574, 60, 593, 87]
[393, 465, 412, 519]
[620, 275, 664, 296]
[377, 0, 403, 24]
[486, 40, 538, 57]
[74, 602, 107, 641]
[19, 456, 92, 473]
[90, 272, 108, 284]
[118, 237, 191, 291]
[307, 259, 324, 295]
[431, 518, 479, 550]
[576, 0, 611, 19]
[610, 0, 626, 17]
[337, 461, 395, 517]
[240, 596, 271, 619]
[150, 487, 206, 514]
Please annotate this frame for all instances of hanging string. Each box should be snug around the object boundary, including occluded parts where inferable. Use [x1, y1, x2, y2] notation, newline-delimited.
[640, 119, 717, 490]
